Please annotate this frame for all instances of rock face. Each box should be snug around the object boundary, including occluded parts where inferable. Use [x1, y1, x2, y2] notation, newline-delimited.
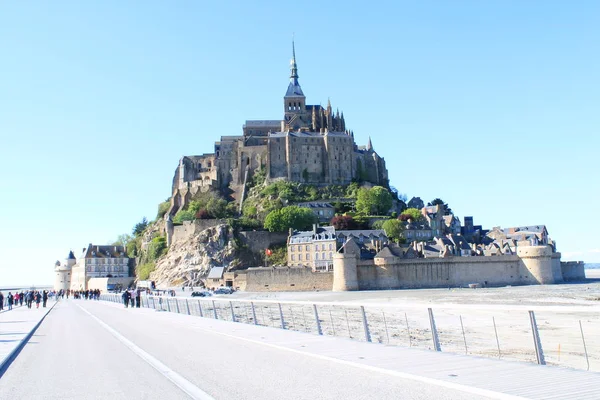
[150, 224, 237, 287]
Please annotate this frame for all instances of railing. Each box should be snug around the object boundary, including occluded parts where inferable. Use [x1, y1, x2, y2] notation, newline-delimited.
[99, 293, 600, 372]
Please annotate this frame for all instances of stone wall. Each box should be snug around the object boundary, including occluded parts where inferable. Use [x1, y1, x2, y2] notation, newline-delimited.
[171, 219, 227, 244]
[238, 231, 288, 254]
[242, 267, 332, 291]
[561, 261, 586, 281]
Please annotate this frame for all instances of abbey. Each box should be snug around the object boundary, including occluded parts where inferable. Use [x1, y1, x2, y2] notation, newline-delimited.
[170, 44, 388, 214]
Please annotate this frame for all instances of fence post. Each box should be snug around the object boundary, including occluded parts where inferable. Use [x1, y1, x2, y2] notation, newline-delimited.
[198, 300, 204, 317]
[345, 309, 352, 338]
[405, 312, 412, 347]
[528, 310, 546, 365]
[175, 299, 181, 314]
[360, 306, 371, 342]
[212, 300, 218, 319]
[185, 299, 191, 315]
[166, 298, 171, 312]
[313, 304, 323, 335]
[382, 311, 390, 344]
[428, 308, 441, 352]
[579, 320, 590, 371]
[329, 310, 336, 336]
[493, 316, 501, 359]
[289, 306, 296, 329]
[230, 301, 236, 322]
[278, 303, 285, 329]
[152, 297, 156, 309]
[460, 315, 468, 355]
[251, 302, 258, 325]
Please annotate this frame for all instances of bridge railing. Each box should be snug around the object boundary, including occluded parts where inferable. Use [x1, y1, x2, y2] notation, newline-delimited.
[98, 293, 600, 372]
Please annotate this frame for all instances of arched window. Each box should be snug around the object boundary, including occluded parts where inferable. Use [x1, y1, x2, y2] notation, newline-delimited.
[315, 253, 319, 260]
[322, 252, 326, 260]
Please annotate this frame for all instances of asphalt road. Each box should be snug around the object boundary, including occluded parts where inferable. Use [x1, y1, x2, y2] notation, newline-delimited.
[0, 300, 489, 400]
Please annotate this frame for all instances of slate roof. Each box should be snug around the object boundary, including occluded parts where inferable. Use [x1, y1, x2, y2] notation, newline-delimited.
[244, 120, 281, 127]
[289, 226, 336, 244]
[82, 244, 127, 259]
[337, 230, 387, 239]
[285, 82, 304, 97]
[207, 267, 225, 280]
[297, 202, 334, 209]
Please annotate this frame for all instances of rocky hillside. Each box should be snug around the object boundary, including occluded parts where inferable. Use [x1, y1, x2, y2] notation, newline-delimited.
[149, 224, 239, 287]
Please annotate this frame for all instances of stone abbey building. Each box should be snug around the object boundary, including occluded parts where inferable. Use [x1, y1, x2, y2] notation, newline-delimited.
[170, 44, 388, 214]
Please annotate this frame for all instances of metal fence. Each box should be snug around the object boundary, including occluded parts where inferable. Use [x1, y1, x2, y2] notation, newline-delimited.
[99, 293, 600, 372]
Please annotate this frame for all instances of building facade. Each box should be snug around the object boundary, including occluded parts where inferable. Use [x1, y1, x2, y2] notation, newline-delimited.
[169, 43, 388, 214]
[68, 244, 132, 290]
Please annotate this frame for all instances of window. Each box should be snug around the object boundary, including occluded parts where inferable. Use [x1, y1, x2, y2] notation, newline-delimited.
[329, 243, 333, 250]
[305, 245, 309, 251]
[291, 255, 295, 261]
[329, 252, 333, 260]
[315, 253, 319, 260]
[322, 252, 326, 260]
[299, 254, 302, 261]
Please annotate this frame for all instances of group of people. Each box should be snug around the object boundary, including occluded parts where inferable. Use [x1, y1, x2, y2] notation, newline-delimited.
[121, 288, 142, 308]
[0, 290, 51, 311]
[69, 289, 102, 300]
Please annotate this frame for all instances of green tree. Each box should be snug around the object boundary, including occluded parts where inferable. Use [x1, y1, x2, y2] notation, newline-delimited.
[132, 217, 148, 237]
[399, 207, 423, 222]
[264, 206, 317, 232]
[206, 198, 228, 218]
[382, 219, 404, 243]
[112, 234, 133, 247]
[428, 198, 452, 215]
[355, 186, 393, 216]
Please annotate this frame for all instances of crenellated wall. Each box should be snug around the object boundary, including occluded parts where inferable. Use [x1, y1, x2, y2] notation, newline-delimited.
[561, 261, 586, 281]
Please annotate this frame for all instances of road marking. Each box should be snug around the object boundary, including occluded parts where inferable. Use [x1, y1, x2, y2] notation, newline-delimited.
[76, 304, 214, 400]
[190, 323, 529, 400]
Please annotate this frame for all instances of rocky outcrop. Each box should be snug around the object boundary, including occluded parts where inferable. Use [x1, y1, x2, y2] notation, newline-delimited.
[150, 224, 238, 287]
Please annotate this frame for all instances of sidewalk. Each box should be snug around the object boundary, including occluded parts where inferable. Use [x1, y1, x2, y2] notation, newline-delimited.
[0, 301, 57, 374]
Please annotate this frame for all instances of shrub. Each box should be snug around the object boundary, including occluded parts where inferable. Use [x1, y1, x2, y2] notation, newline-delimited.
[173, 209, 195, 224]
[137, 262, 156, 281]
[382, 219, 404, 243]
[331, 215, 358, 230]
[156, 201, 171, 220]
[356, 186, 393, 216]
[399, 207, 423, 222]
[195, 209, 211, 219]
[147, 236, 167, 262]
[264, 206, 317, 232]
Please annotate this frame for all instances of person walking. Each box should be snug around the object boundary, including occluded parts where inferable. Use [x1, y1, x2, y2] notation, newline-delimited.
[0, 291, 4, 311]
[19, 291, 24, 306]
[135, 289, 141, 308]
[42, 290, 48, 308]
[7, 292, 14, 310]
[122, 290, 130, 308]
[35, 291, 42, 309]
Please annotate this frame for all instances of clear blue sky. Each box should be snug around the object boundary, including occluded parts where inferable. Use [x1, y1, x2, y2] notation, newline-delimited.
[1, 1, 599, 285]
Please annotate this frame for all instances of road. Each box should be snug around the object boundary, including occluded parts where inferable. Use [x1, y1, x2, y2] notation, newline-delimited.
[0, 299, 490, 400]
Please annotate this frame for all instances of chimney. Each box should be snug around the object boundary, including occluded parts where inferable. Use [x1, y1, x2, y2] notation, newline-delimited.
[313, 224, 317, 234]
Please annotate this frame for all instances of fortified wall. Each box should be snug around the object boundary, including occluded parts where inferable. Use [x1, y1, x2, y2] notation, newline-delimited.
[332, 244, 583, 291]
[240, 267, 333, 292]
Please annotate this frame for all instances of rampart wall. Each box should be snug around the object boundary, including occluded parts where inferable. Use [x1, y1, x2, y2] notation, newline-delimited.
[171, 219, 227, 244]
[561, 261, 586, 281]
[242, 267, 332, 292]
[238, 231, 288, 254]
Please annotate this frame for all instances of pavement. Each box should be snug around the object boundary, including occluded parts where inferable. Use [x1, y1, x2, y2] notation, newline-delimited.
[1, 299, 599, 399]
[0, 300, 56, 375]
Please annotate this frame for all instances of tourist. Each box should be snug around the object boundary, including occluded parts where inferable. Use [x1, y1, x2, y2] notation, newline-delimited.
[42, 290, 48, 308]
[13, 292, 19, 307]
[35, 291, 42, 308]
[135, 289, 141, 308]
[7, 292, 13, 310]
[0, 291, 4, 311]
[122, 290, 130, 308]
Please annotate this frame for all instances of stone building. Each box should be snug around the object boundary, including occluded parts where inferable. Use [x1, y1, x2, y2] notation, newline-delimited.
[169, 43, 388, 214]
[53, 251, 76, 291]
[287, 226, 388, 272]
[296, 201, 335, 222]
[69, 244, 133, 290]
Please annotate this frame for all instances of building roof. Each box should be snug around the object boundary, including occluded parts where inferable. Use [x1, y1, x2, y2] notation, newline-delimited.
[337, 229, 387, 238]
[81, 244, 127, 259]
[207, 267, 225, 280]
[297, 202, 334, 209]
[289, 226, 336, 244]
[244, 120, 281, 127]
[503, 225, 547, 235]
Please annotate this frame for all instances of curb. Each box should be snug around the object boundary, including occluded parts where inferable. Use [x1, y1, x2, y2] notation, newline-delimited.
[0, 301, 58, 377]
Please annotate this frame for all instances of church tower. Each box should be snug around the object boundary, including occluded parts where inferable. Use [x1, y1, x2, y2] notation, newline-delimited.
[283, 41, 308, 130]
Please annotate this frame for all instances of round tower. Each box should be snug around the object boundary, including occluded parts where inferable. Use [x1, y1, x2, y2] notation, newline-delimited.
[517, 245, 555, 284]
[54, 251, 75, 291]
[332, 239, 359, 291]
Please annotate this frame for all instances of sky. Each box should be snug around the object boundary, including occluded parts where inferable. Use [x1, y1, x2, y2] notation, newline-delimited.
[1, 1, 599, 285]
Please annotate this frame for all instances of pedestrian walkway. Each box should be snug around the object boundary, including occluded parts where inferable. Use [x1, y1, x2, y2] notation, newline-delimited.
[0, 301, 56, 374]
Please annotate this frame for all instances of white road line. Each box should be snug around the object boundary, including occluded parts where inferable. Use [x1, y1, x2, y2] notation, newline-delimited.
[76, 304, 215, 400]
[191, 324, 530, 400]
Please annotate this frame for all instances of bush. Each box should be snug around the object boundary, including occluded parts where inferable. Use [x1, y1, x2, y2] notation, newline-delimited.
[371, 219, 387, 230]
[173, 209, 195, 224]
[195, 209, 211, 219]
[265, 245, 287, 266]
[331, 215, 358, 230]
[137, 262, 156, 281]
[147, 236, 167, 262]
[399, 207, 423, 222]
[382, 219, 404, 243]
[264, 206, 317, 232]
[156, 201, 171, 220]
[238, 217, 263, 230]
